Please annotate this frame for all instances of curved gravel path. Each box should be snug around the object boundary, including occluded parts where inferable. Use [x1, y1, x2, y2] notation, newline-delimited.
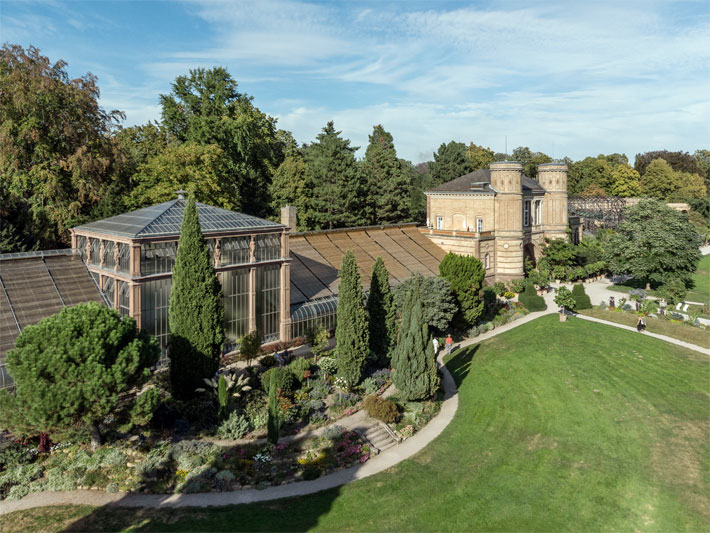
[1, 299, 706, 514]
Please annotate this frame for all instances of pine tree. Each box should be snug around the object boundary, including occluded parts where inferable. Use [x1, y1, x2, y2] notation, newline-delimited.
[367, 257, 397, 365]
[305, 121, 367, 230]
[335, 250, 369, 386]
[391, 277, 439, 400]
[169, 196, 225, 399]
[0, 302, 159, 449]
[363, 125, 410, 224]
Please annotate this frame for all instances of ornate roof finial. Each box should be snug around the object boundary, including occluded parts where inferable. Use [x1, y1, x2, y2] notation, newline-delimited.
[175, 189, 187, 200]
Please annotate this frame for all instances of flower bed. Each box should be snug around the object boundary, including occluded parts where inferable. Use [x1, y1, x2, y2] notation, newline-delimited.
[0, 428, 370, 499]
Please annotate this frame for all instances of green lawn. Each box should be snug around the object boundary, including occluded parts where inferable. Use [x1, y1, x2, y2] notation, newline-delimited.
[611, 254, 710, 308]
[578, 308, 710, 348]
[2, 315, 708, 532]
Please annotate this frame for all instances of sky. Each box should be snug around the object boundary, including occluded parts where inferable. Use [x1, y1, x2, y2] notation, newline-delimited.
[1, 0, 708, 163]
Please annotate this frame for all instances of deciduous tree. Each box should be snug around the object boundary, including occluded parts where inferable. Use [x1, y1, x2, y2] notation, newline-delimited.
[605, 199, 701, 287]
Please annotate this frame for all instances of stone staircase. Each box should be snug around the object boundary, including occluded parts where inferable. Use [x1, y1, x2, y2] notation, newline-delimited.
[358, 422, 400, 454]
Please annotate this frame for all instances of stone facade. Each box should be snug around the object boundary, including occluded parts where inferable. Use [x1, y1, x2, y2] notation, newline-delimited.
[422, 161, 570, 282]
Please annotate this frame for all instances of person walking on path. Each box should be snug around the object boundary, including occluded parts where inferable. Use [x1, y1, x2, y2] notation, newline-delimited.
[432, 338, 439, 354]
[636, 316, 643, 332]
[640, 316, 646, 332]
[445, 334, 453, 355]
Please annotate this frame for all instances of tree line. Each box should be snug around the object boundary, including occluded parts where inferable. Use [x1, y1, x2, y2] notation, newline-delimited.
[1, 44, 707, 253]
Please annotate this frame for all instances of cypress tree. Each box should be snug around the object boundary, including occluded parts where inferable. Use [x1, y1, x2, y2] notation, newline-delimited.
[439, 252, 485, 326]
[335, 250, 369, 386]
[367, 257, 397, 365]
[391, 277, 440, 401]
[169, 196, 225, 399]
[267, 372, 280, 444]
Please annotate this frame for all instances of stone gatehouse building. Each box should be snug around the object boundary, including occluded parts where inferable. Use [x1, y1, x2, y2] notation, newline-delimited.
[423, 161, 577, 281]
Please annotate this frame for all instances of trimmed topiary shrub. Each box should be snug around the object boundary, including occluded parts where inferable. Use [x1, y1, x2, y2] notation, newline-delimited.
[518, 283, 547, 312]
[260, 367, 294, 393]
[571, 283, 592, 310]
[363, 395, 399, 424]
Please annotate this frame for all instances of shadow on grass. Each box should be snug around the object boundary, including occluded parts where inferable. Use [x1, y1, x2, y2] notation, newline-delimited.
[61, 487, 342, 532]
[445, 344, 478, 389]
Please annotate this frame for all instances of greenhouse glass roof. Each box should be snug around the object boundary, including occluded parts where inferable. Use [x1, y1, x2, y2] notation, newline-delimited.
[73, 199, 284, 239]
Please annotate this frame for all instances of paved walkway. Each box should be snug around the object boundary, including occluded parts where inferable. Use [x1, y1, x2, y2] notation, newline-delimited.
[0, 351, 459, 514]
[2, 294, 707, 514]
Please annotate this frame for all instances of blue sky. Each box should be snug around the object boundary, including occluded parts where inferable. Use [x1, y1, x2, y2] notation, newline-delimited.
[1, 0, 708, 163]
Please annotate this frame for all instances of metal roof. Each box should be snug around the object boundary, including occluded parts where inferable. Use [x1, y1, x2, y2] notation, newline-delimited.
[426, 169, 546, 194]
[73, 199, 284, 239]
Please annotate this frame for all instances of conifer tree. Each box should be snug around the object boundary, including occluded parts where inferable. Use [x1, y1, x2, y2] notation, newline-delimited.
[267, 372, 280, 444]
[304, 121, 367, 229]
[169, 196, 225, 399]
[429, 141, 472, 186]
[391, 277, 440, 400]
[367, 257, 397, 365]
[335, 250, 369, 386]
[439, 252, 486, 326]
[363, 125, 411, 224]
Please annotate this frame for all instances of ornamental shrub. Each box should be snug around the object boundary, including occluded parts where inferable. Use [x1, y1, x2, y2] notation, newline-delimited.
[571, 283, 592, 310]
[0, 302, 159, 450]
[316, 356, 338, 375]
[169, 196, 225, 400]
[288, 357, 311, 382]
[260, 367, 294, 393]
[216, 411, 250, 440]
[509, 278, 526, 294]
[363, 396, 398, 424]
[518, 283, 547, 312]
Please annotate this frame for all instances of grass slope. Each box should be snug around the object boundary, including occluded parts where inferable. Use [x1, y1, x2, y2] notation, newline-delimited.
[2, 315, 708, 532]
[578, 308, 710, 348]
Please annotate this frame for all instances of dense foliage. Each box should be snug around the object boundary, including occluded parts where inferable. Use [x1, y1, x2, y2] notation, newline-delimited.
[391, 277, 440, 401]
[366, 258, 397, 364]
[0, 303, 159, 449]
[0, 44, 125, 250]
[335, 251, 369, 386]
[605, 199, 701, 287]
[439, 253, 486, 326]
[571, 284, 592, 310]
[393, 275, 457, 333]
[518, 283, 547, 312]
[160, 67, 285, 219]
[169, 197, 225, 399]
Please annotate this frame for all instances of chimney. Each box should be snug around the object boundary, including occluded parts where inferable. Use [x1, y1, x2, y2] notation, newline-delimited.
[281, 205, 297, 232]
